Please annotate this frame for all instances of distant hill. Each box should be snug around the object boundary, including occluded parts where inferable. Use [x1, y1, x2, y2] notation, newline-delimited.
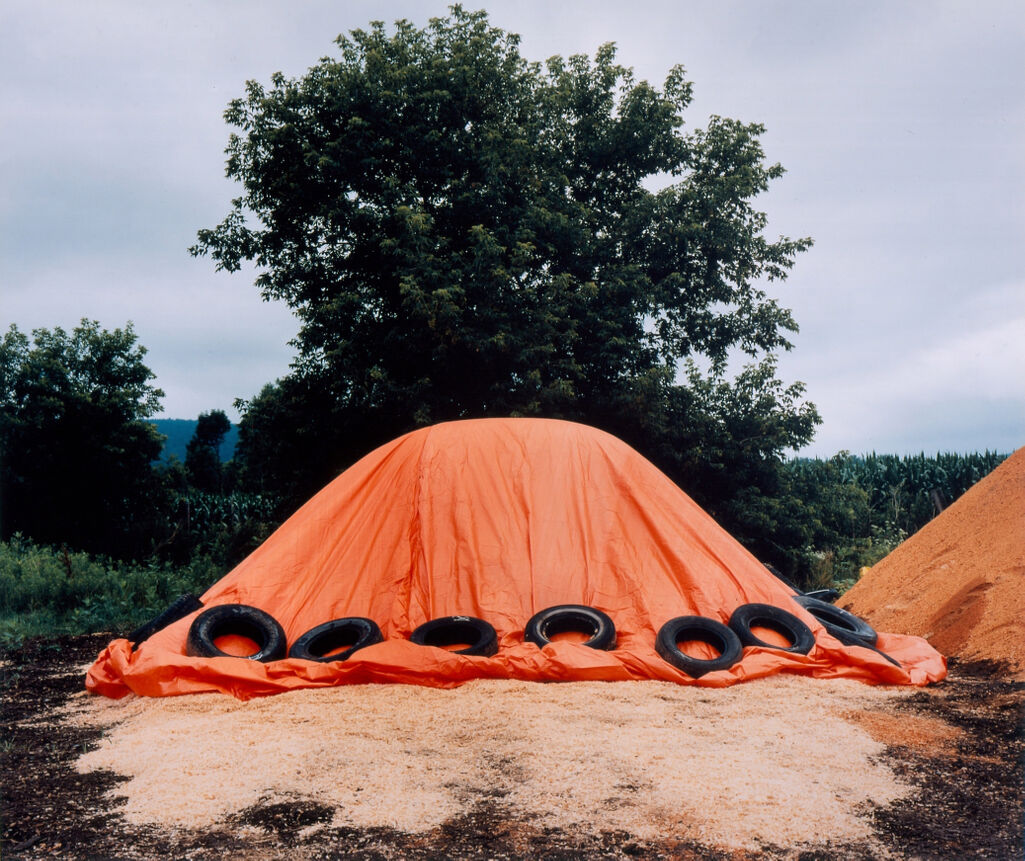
[151, 419, 239, 463]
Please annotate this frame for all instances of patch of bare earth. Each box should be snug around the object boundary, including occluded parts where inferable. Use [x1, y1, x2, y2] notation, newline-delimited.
[2, 636, 1023, 859]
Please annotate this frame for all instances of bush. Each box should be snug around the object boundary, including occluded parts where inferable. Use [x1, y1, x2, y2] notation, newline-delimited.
[0, 536, 225, 647]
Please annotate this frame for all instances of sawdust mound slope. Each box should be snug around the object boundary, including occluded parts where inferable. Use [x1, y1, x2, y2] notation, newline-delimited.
[87, 418, 944, 699]
[843, 447, 1024, 674]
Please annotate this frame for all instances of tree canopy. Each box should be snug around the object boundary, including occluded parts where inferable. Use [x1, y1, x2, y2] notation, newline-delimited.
[0, 320, 166, 557]
[185, 409, 232, 492]
[194, 7, 819, 533]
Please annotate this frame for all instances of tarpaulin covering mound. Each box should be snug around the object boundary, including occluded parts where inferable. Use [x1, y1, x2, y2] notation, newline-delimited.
[86, 418, 946, 699]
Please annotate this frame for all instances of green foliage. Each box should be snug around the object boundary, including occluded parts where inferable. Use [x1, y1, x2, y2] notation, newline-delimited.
[791, 451, 1007, 534]
[185, 409, 233, 491]
[142, 410, 280, 568]
[194, 6, 817, 521]
[0, 319, 167, 558]
[0, 536, 224, 645]
[162, 489, 280, 567]
[772, 450, 1008, 590]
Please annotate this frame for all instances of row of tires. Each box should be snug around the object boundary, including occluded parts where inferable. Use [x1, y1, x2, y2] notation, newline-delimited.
[163, 596, 896, 679]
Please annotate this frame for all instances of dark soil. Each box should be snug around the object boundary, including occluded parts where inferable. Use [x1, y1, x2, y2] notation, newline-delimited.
[2, 635, 1022, 860]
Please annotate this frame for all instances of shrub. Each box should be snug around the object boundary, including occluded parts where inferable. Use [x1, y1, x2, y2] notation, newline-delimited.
[0, 536, 224, 647]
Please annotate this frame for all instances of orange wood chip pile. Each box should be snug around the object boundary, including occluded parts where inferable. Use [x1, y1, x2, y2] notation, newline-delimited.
[842, 447, 1024, 675]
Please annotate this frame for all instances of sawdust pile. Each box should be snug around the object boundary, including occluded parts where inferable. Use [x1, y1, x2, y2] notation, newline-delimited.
[843, 447, 1024, 675]
[70, 676, 917, 852]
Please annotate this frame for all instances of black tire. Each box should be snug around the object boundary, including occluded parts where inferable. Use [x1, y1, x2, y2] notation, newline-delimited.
[524, 604, 617, 651]
[186, 604, 287, 662]
[288, 617, 383, 662]
[803, 588, 841, 603]
[793, 596, 877, 647]
[655, 616, 743, 678]
[728, 603, 816, 655]
[127, 593, 204, 650]
[410, 615, 498, 657]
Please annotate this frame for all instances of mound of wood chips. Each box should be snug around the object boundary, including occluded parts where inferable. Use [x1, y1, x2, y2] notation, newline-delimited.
[843, 446, 1025, 675]
[68, 675, 927, 852]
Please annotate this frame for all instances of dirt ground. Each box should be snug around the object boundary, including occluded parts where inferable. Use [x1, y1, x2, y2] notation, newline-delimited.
[2, 634, 1023, 860]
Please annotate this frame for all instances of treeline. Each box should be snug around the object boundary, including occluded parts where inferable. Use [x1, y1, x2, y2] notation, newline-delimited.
[790, 452, 1005, 536]
[776, 451, 1006, 589]
[0, 320, 279, 642]
[0, 322, 280, 600]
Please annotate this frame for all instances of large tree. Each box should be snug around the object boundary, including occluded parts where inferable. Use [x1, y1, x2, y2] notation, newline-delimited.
[0, 320, 166, 557]
[194, 7, 819, 526]
[185, 409, 232, 492]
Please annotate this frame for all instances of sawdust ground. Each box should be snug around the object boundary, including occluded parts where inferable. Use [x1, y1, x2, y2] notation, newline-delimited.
[67, 675, 923, 853]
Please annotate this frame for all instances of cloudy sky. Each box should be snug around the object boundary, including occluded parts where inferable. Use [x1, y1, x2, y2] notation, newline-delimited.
[2, 1, 1022, 456]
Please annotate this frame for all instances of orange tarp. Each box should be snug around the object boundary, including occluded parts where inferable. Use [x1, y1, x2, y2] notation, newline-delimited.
[86, 419, 945, 699]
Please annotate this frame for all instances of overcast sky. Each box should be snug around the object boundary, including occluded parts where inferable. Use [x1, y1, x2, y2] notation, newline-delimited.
[2, 1, 1022, 456]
